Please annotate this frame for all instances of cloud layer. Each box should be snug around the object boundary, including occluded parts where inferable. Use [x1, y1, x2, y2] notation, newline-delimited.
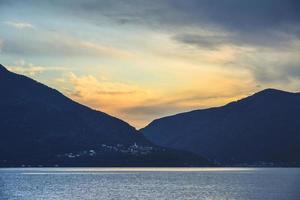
[1, 0, 300, 127]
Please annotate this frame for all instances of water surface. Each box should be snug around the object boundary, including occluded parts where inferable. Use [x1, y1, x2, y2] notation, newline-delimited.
[0, 168, 299, 200]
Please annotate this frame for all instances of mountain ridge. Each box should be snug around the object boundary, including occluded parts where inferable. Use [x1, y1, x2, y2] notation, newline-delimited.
[0, 64, 210, 167]
[0, 64, 135, 129]
[143, 88, 299, 127]
[141, 87, 300, 166]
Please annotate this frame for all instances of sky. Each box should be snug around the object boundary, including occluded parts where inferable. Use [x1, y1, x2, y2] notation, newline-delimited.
[1, 0, 300, 128]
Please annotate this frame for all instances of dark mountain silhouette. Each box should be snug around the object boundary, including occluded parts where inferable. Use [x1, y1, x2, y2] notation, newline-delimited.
[0, 64, 210, 167]
[141, 88, 300, 166]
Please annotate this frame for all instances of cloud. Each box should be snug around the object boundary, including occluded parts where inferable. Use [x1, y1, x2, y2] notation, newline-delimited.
[6, 58, 262, 129]
[9, 66, 45, 76]
[251, 61, 300, 84]
[9, 66, 69, 76]
[62, 69, 257, 128]
[2, 4, 299, 60]
[1, 31, 133, 59]
[8, 60, 69, 76]
[2, 1, 300, 50]
[121, 88, 257, 127]
[1, 0, 300, 127]
[174, 33, 230, 50]
[41, 0, 300, 39]
[55, 0, 300, 29]
[66, 73, 149, 111]
[0, 39, 3, 52]
[4, 21, 34, 29]
[231, 41, 300, 86]
[172, 30, 297, 50]
[2, 1, 299, 61]
[5, 1, 300, 33]
[76, 41, 133, 59]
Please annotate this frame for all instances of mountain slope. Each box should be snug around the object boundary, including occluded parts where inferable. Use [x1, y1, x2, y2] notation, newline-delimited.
[0, 64, 210, 167]
[141, 89, 300, 166]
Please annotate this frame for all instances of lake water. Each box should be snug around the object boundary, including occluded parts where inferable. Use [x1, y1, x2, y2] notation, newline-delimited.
[0, 168, 299, 200]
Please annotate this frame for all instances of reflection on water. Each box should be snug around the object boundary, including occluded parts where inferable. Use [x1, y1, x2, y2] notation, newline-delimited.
[0, 167, 257, 173]
[0, 168, 299, 200]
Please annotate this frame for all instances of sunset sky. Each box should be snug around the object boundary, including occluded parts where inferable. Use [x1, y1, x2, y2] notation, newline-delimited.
[1, 0, 300, 128]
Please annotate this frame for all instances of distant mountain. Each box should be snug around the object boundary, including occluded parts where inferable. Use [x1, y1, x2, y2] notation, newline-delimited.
[141, 88, 300, 166]
[0, 64, 210, 167]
